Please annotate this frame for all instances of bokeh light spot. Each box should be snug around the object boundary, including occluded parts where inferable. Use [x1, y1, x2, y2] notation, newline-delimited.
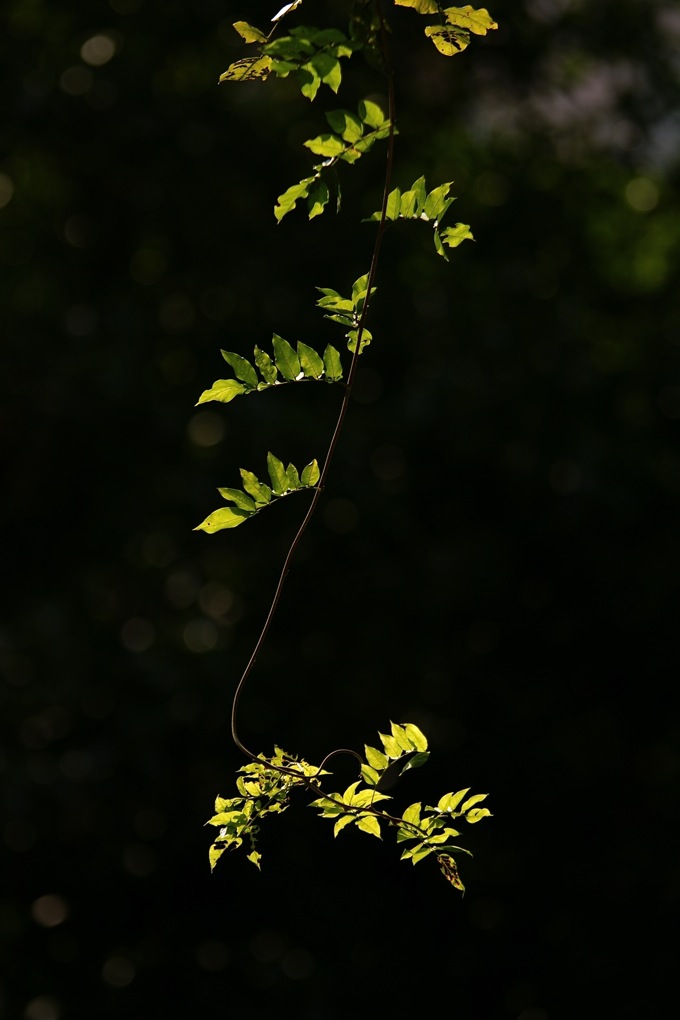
[32, 894, 69, 928]
[0, 172, 15, 209]
[120, 617, 155, 652]
[625, 176, 659, 212]
[80, 34, 117, 67]
[24, 996, 61, 1020]
[101, 955, 136, 987]
[188, 411, 226, 448]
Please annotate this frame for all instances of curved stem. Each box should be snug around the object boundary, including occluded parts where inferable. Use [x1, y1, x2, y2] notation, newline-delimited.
[231, 0, 396, 764]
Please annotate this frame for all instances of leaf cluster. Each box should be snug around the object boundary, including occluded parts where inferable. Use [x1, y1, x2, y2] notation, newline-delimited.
[196, 338, 343, 406]
[394, 1, 498, 57]
[194, 453, 320, 535]
[316, 272, 376, 352]
[206, 724, 491, 892]
[275, 99, 392, 222]
[366, 176, 474, 259]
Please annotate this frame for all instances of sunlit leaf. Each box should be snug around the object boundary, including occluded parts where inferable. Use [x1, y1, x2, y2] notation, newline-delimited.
[437, 789, 470, 813]
[221, 351, 259, 388]
[402, 802, 422, 826]
[300, 459, 321, 486]
[272, 334, 301, 380]
[424, 24, 470, 56]
[196, 378, 246, 405]
[438, 853, 465, 890]
[460, 792, 488, 812]
[247, 850, 262, 869]
[275, 177, 314, 222]
[402, 723, 428, 751]
[267, 452, 288, 494]
[209, 843, 228, 871]
[297, 342, 325, 378]
[286, 463, 301, 489]
[358, 98, 386, 128]
[326, 109, 363, 142]
[440, 222, 474, 247]
[308, 179, 330, 219]
[356, 815, 381, 838]
[240, 469, 272, 504]
[364, 744, 388, 770]
[194, 506, 252, 533]
[334, 814, 355, 837]
[423, 182, 453, 222]
[304, 133, 346, 158]
[254, 346, 278, 384]
[393, 0, 440, 12]
[233, 21, 267, 44]
[466, 807, 492, 823]
[308, 52, 342, 93]
[443, 6, 498, 34]
[323, 345, 343, 381]
[379, 732, 401, 759]
[219, 55, 272, 83]
[361, 763, 380, 786]
[217, 487, 257, 512]
[271, 1, 303, 23]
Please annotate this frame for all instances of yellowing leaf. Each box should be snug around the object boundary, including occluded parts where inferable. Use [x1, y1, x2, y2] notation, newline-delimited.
[364, 744, 388, 770]
[233, 21, 267, 44]
[334, 814, 355, 837]
[443, 6, 498, 34]
[247, 850, 262, 869]
[219, 55, 272, 83]
[460, 792, 488, 812]
[393, 0, 440, 13]
[424, 24, 469, 56]
[402, 723, 428, 751]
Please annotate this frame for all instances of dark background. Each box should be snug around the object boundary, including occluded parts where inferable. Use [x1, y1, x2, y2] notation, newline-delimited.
[2, 1, 679, 1018]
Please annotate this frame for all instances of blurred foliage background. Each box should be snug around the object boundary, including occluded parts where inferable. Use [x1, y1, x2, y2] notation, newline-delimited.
[2, 0, 679, 1017]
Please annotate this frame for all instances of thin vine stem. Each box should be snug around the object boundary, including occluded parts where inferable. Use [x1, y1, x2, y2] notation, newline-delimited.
[230, 0, 396, 765]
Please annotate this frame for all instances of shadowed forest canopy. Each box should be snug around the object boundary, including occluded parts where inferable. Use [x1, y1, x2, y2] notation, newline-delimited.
[1, 1, 679, 1018]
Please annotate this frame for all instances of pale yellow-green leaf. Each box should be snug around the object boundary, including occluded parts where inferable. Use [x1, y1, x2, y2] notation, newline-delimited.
[196, 378, 245, 405]
[466, 806, 492, 823]
[300, 459, 320, 487]
[334, 814, 355, 837]
[443, 6, 498, 34]
[402, 802, 421, 826]
[247, 850, 262, 869]
[460, 792, 488, 812]
[424, 24, 469, 56]
[390, 721, 413, 752]
[352, 788, 391, 808]
[356, 815, 381, 838]
[393, 0, 440, 13]
[378, 732, 402, 759]
[342, 781, 361, 804]
[194, 506, 252, 534]
[219, 55, 272, 83]
[402, 723, 428, 751]
[361, 763, 380, 786]
[364, 744, 388, 770]
[233, 21, 267, 44]
[440, 222, 474, 247]
[209, 843, 228, 871]
[437, 789, 470, 813]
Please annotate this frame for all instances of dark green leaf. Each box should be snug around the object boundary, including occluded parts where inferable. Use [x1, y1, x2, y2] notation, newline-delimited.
[400, 751, 430, 774]
[307, 180, 330, 219]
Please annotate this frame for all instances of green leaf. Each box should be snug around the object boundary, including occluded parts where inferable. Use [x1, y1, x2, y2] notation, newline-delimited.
[410, 844, 435, 864]
[347, 326, 372, 353]
[386, 187, 401, 220]
[217, 487, 257, 512]
[356, 815, 381, 839]
[254, 346, 278, 384]
[219, 55, 272, 83]
[434, 229, 448, 260]
[423, 182, 453, 222]
[240, 469, 272, 504]
[196, 379, 246, 405]
[297, 342, 325, 378]
[379, 732, 402, 759]
[390, 721, 412, 751]
[308, 52, 342, 93]
[361, 764, 381, 786]
[194, 506, 252, 533]
[307, 180, 330, 219]
[334, 814, 355, 837]
[444, 6, 499, 34]
[440, 222, 474, 247]
[364, 744, 388, 770]
[400, 751, 430, 774]
[326, 109, 363, 142]
[300, 459, 321, 486]
[298, 64, 321, 101]
[424, 24, 470, 56]
[393, 0, 440, 12]
[460, 792, 488, 812]
[402, 723, 428, 751]
[351, 273, 370, 307]
[402, 802, 422, 826]
[323, 344, 343, 382]
[247, 850, 262, 869]
[267, 452, 288, 495]
[437, 789, 470, 813]
[286, 463, 301, 489]
[209, 843, 228, 871]
[272, 334, 301, 380]
[466, 807, 492, 823]
[275, 177, 314, 223]
[352, 788, 391, 808]
[232, 21, 267, 44]
[342, 781, 361, 804]
[221, 351, 259, 388]
[358, 98, 386, 128]
[304, 133, 346, 158]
